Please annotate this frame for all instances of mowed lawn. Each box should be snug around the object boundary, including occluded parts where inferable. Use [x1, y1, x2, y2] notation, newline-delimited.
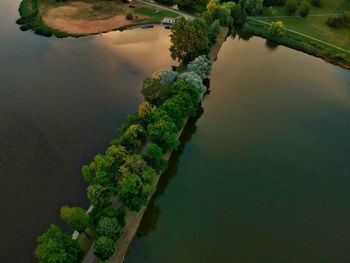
[258, 0, 350, 50]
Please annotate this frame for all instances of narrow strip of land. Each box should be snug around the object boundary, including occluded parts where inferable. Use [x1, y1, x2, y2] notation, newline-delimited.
[248, 17, 350, 54]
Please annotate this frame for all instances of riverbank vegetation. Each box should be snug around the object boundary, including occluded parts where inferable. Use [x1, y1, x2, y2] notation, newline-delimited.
[243, 0, 350, 68]
[34, 2, 244, 262]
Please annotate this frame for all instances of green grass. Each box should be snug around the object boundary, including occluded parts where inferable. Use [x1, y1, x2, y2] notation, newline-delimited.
[134, 7, 178, 18]
[269, 0, 350, 16]
[258, 0, 350, 50]
[245, 19, 350, 68]
[178, 3, 206, 16]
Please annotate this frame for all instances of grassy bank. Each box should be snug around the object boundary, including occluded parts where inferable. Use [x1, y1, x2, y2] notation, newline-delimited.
[244, 19, 350, 69]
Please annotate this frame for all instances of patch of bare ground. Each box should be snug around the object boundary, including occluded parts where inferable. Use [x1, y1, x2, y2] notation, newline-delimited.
[41, 1, 138, 35]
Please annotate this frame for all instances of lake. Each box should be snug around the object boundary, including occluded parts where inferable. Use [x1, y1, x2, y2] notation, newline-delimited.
[125, 35, 350, 263]
[0, 0, 174, 262]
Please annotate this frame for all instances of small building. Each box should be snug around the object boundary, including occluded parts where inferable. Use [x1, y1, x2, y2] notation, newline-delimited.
[162, 17, 175, 26]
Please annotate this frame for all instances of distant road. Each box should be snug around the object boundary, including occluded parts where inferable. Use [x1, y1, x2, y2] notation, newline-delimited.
[135, 0, 195, 19]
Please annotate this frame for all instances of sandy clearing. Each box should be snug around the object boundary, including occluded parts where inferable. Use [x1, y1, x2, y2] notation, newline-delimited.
[42, 2, 133, 35]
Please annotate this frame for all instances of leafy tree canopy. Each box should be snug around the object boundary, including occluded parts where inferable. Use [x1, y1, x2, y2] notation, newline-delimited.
[35, 224, 82, 263]
[60, 206, 90, 233]
[170, 17, 209, 63]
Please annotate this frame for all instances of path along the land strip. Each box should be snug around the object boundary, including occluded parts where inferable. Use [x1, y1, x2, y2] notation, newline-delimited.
[248, 17, 350, 54]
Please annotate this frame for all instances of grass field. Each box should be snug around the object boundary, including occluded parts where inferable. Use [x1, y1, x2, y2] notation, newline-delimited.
[258, 0, 350, 50]
[134, 6, 179, 18]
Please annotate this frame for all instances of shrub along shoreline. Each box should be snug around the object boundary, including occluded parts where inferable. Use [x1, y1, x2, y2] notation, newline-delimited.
[244, 18, 350, 69]
[16, 0, 69, 37]
[33, 1, 236, 262]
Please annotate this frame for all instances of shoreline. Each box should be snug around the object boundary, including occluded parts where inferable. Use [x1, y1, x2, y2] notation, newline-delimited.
[17, 0, 177, 38]
[245, 19, 350, 70]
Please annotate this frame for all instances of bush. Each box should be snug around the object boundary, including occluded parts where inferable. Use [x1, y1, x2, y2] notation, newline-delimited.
[327, 13, 349, 28]
[115, 124, 146, 152]
[97, 217, 123, 241]
[231, 3, 246, 25]
[187, 55, 213, 79]
[87, 184, 111, 207]
[117, 173, 150, 211]
[327, 14, 345, 28]
[145, 143, 167, 170]
[311, 0, 322, 7]
[154, 69, 179, 88]
[242, 0, 264, 15]
[171, 80, 200, 107]
[268, 21, 286, 37]
[266, 6, 276, 16]
[158, 93, 196, 130]
[285, 0, 298, 14]
[299, 1, 310, 18]
[206, 0, 219, 12]
[211, 5, 233, 27]
[94, 236, 115, 260]
[35, 224, 82, 263]
[126, 12, 133, 20]
[141, 77, 169, 105]
[179, 72, 207, 101]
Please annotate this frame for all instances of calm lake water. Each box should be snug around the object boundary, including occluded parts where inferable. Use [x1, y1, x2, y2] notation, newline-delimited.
[126, 36, 350, 262]
[0, 1, 174, 262]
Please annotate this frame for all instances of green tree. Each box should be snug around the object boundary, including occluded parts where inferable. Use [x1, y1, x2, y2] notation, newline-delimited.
[60, 206, 90, 236]
[82, 154, 116, 186]
[285, 0, 298, 14]
[141, 77, 169, 105]
[35, 224, 82, 263]
[231, 3, 246, 25]
[116, 124, 146, 152]
[211, 5, 233, 27]
[90, 206, 125, 227]
[97, 217, 123, 241]
[241, 0, 263, 15]
[266, 6, 275, 16]
[145, 143, 168, 170]
[87, 184, 111, 207]
[138, 101, 153, 119]
[207, 0, 219, 12]
[119, 154, 145, 175]
[94, 236, 115, 260]
[148, 119, 179, 151]
[117, 173, 149, 211]
[268, 21, 286, 37]
[105, 145, 128, 166]
[170, 17, 209, 63]
[171, 80, 200, 107]
[299, 1, 310, 17]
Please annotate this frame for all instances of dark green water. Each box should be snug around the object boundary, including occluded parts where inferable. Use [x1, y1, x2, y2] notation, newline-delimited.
[0, 1, 174, 261]
[126, 37, 350, 263]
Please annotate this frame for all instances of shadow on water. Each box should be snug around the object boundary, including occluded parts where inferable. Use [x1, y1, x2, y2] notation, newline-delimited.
[136, 108, 204, 237]
[230, 26, 279, 50]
